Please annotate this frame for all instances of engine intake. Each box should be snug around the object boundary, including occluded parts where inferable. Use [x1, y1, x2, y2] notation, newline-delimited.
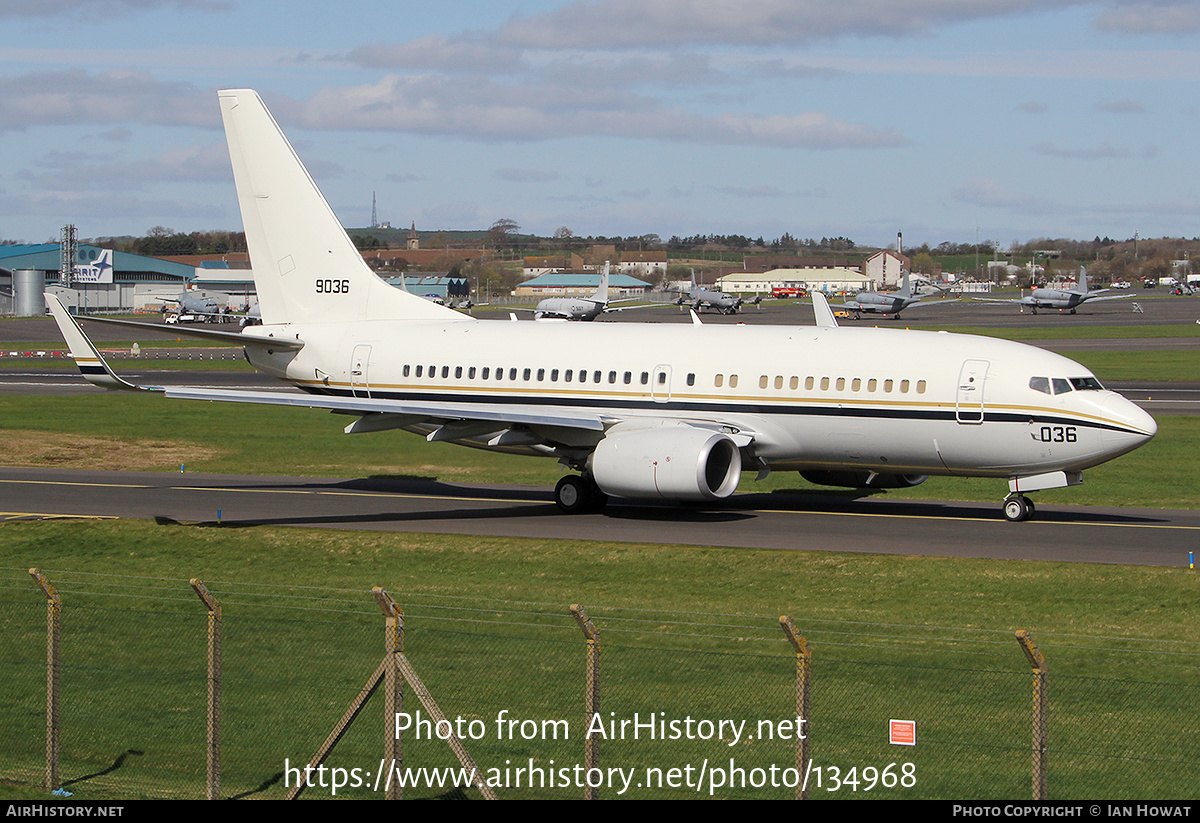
[591, 425, 742, 501]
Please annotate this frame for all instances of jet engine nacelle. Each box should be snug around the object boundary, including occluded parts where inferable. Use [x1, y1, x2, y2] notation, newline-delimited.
[800, 470, 928, 489]
[591, 425, 742, 501]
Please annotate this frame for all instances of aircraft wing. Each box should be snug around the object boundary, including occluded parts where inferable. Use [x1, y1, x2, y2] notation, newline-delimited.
[971, 296, 1030, 305]
[164, 386, 606, 432]
[905, 298, 961, 309]
[47, 293, 605, 433]
[1084, 293, 1138, 303]
[601, 302, 661, 314]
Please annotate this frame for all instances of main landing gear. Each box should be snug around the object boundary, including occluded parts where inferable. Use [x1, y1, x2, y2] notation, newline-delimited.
[554, 474, 609, 514]
[1003, 494, 1036, 522]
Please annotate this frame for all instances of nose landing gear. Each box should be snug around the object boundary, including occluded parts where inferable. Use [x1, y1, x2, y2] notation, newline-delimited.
[1003, 494, 1036, 522]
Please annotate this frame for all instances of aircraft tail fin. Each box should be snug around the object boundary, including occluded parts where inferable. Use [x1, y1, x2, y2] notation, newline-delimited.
[812, 292, 839, 328]
[592, 262, 610, 303]
[217, 89, 466, 326]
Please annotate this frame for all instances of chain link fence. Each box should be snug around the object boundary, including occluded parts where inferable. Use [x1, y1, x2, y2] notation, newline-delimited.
[2, 568, 1197, 800]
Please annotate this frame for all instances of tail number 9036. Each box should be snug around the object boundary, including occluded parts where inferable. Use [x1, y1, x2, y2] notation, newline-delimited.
[316, 279, 350, 294]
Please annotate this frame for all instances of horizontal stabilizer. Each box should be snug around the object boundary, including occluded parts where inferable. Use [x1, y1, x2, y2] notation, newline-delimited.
[81, 315, 305, 351]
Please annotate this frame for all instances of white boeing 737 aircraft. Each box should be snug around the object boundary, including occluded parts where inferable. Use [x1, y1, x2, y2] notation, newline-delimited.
[47, 89, 1157, 522]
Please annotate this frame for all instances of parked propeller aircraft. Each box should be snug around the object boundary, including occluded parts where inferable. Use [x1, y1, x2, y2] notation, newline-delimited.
[675, 271, 742, 314]
[838, 272, 957, 319]
[974, 268, 1135, 314]
[163, 291, 224, 324]
[45, 89, 1157, 522]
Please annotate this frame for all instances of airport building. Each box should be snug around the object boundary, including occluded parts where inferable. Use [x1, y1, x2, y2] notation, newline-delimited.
[0, 244, 195, 315]
[514, 272, 652, 298]
[718, 267, 873, 294]
[382, 274, 471, 302]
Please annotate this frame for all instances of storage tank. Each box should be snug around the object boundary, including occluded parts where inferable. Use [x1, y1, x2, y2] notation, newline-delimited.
[14, 270, 46, 316]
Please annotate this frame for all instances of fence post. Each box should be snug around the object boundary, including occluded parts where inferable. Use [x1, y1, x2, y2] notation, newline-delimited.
[373, 587, 404, 800]
[779, 616, 811, 800]
[1016, 630, 1048, 800]
[190, 579, 221, 800]
[570, 604, 600, 800]
[29, 569, 61, 793]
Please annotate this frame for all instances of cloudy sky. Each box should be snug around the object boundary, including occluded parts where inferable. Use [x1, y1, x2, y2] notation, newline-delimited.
[2, 0, 1198, 249]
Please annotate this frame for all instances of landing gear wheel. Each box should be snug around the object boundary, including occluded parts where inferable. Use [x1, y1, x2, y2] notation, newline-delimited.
[1003, 494, 1033, 522]
[555, 475, 589, 514]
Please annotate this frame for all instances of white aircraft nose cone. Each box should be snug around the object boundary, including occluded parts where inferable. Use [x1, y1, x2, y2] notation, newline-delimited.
[1100, 393, 1157, 445]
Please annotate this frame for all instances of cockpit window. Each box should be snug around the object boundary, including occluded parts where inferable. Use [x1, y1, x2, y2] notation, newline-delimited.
[1029, 376, 1051, 395]
[1051, 378, 1072, 395]
[1070, 377, 1104, 391]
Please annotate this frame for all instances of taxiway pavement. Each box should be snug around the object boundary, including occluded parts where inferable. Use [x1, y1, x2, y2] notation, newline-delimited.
[0, 466, 1195, 567]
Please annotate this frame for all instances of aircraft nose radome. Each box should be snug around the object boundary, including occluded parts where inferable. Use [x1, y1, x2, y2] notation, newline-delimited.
[1100, 393, 1157, 444]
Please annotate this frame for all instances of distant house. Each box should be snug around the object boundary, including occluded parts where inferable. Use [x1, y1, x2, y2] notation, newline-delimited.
[865, 250, 910, 288]
[617, 250, 668, 281]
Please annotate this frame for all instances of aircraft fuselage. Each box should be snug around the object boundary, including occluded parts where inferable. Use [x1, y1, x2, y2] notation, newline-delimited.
[246, 320, 1154, 480]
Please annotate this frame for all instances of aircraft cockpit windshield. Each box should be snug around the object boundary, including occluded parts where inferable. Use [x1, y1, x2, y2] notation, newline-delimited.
[1029, 376, 1105, 395]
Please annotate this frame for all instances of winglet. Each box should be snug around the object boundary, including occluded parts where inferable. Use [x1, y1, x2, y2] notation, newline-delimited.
[45, 294, 158, 392]
[812, 292, 839, 328]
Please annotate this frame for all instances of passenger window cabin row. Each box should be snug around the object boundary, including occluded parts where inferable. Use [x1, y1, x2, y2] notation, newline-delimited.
[397, 363, 928, 396]
[400, 364, 684, 387]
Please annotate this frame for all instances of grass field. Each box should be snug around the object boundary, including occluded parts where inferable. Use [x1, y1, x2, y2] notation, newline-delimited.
[1, 522, 1198, 800]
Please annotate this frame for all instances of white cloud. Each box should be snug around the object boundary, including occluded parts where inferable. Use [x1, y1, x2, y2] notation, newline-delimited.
[1031, 141, 1129, 159]
[951, 178, 1062, 214]
[1094, 2, 1200, 34]
[0, 0, 230, 19]
[0, 69, 212, 131]
[19, 142, 231, 191]
[710, 185, 783, 198]
[494, 0, 1093, 48]
[295, 75, 906, 149]
[1096, 99, 1146, 114]
[495, 168, 559, 183]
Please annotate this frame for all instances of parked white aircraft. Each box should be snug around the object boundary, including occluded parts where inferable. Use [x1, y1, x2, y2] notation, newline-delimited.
[838, 271, 957, 319]
[675, 271, 743, 314]
[974, 268, 1135, 314]
[512, 263, 639, 321]
[46, 89, 1157, 522]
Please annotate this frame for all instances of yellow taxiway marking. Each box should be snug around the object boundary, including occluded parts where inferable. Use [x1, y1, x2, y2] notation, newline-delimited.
[0, 513, 118, 521]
